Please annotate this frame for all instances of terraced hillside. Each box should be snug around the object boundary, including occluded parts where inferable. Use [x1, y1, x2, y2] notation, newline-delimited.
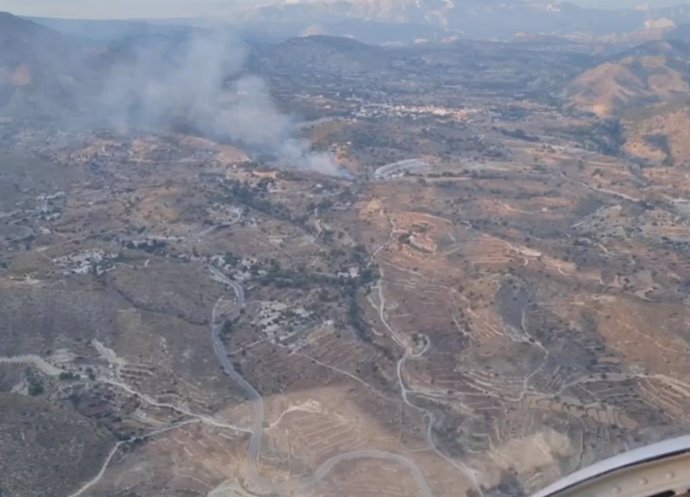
[2, 12, 690, 497]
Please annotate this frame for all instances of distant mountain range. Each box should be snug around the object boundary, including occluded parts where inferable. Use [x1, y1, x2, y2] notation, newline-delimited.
[24, 1, 690, 45]
[227, 0, 690, 43]
[3, 8, 690, 167]
[2, 9, 689, 119]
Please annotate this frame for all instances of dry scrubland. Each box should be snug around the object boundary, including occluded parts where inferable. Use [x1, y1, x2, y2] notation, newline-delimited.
[1, 19, 690, 497]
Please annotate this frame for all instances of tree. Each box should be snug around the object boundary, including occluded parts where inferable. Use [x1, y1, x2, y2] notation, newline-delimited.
[28, 380, 44, 396]
[59, 372, 79, 381]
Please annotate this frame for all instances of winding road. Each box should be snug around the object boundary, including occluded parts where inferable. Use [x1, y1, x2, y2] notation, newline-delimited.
[206, 266, 449, 497]
[373, 219, 483, 493]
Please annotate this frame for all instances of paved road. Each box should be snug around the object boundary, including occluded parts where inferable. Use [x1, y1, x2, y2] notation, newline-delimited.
[207, 266, 439, 497]
[374, 159, 429, 181]
[208, 267, 267, 484]
[210, 322, 264, 485]
[197, 208, 243, 239]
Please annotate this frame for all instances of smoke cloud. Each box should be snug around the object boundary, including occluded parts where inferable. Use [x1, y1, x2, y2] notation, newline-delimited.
[92, 29, 339, 176]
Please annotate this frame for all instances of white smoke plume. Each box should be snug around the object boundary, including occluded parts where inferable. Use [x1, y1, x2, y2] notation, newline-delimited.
[94, 29, 339, 176]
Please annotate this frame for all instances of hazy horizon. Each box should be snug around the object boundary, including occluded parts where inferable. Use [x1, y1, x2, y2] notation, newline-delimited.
[0, 0, 687, 20]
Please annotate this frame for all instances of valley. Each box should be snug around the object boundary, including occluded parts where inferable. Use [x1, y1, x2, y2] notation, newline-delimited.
[1, 10, 690, 497]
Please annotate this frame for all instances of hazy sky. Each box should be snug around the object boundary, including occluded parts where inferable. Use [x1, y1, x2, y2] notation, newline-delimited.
[0, 0, 685, 19]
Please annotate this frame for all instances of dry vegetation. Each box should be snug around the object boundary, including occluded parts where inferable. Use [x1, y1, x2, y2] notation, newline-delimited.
[2, 27, 690, 497]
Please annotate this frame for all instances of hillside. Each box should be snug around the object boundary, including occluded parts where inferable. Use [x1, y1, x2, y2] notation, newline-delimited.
[623, 101, 690, 167]
[0, 12, 98, 119]
[253, 35, 387, 75]
[566, 40, 690, 117]
[6, 7, 690, 497]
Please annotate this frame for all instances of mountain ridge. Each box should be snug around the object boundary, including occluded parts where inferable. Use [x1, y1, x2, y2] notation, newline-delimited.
[228, 0, 690, 41]
[21, 2, 690, 45]
[0, 12, 96, 117]
[566, 38, 690, 117]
